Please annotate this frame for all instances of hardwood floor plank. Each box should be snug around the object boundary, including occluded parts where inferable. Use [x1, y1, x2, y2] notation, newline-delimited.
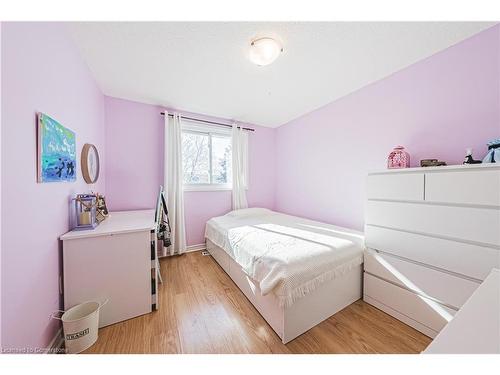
[84, 252, 431, 354]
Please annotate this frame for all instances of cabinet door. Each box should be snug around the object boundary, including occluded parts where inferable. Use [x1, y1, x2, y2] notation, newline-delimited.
[63, 231, 151, 327]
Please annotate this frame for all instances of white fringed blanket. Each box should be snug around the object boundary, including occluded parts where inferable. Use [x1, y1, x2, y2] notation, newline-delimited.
[205, 208, 364, 307]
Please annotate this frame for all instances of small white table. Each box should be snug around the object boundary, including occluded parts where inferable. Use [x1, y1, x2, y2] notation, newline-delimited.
[60, 210, 159, 327]
[424, 268, 500, 354]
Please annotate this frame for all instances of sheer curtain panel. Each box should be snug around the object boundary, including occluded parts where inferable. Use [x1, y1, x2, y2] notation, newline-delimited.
[164, 112, 187, 255]
[231, 123, 249, 210]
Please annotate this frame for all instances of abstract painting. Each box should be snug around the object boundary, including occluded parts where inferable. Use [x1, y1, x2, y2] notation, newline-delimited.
[37, 113, 77, 182]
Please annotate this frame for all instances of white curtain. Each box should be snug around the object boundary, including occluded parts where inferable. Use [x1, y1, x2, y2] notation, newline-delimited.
[231, 123, 249, 210]
[164, 112, 187, 255]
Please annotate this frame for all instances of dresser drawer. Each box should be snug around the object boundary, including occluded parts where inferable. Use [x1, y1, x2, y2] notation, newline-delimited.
[425, 169, 500, 207]
[367, 173, 424, 201]
[364, 249, 480, 309]
[366, 200, 500, 246]
[365, 225, 499, 280]
[364, 273, 456, 336]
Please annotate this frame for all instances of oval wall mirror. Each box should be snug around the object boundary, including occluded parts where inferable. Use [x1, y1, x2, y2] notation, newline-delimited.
[81, 143, 100, 184]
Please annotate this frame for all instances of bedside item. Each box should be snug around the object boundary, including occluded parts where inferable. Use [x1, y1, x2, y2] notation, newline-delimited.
[463, 148, 482, 164]
[37, 112, 77, 183]
[420, 159, 447, 167]
[81, 143, 100, 184]
[73, 194, 98, 230]
[387, 146, 410, 169]
[482, 138, 500, 163]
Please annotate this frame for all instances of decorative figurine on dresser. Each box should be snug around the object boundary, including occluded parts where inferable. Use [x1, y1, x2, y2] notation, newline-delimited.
[387, 146, 410, 169]
[95, 193, 109, 223]
[463, 148, 482, 165]
[483, 138, 500, 163]
[420, 159, 447, 167]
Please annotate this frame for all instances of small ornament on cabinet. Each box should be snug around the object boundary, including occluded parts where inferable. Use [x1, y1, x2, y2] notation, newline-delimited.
[420, 159, 447, 167]
[72, 194, 98, 230]
[387, 146, 410, 169]
[94, 192, 109, 224]
[482, 138, 500, 163]
[463, 148, 482, 165]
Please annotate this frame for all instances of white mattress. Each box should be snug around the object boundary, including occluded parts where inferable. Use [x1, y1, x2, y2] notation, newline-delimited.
[205, 208, 365, 306]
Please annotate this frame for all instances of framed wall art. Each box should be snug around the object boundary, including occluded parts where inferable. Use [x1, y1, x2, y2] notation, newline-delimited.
[37, 112, 77, 183]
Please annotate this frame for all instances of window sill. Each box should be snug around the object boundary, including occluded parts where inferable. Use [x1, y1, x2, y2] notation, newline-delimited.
[183, 185, 233, 192]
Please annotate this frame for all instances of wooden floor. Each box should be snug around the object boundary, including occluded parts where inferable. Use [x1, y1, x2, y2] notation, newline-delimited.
[85, 252, 431, 354]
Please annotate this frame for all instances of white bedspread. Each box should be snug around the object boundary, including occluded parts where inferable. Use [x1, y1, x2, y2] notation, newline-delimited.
[205, 208, 364, 307]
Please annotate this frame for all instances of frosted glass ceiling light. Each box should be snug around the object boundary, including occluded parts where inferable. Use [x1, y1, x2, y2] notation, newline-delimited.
[249, 37, 283, 66]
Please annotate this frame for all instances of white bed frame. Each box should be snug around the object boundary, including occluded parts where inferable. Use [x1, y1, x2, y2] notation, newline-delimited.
[206, 239, 362, 343]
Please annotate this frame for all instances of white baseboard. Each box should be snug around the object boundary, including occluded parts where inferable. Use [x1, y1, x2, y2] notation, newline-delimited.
[186, 243, 206, 253]
[45, 327, 64, 354]
[158, 243, 206, 258]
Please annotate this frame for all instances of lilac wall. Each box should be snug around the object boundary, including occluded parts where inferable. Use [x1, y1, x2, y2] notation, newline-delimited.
[104, 97, 163, 211]
[275, 25, 500, 231]
[1, 23, 105, 350]
[104, 96, 276, 246]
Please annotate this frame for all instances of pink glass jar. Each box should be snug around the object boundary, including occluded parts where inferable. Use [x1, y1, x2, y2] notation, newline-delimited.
[387, 146, 410, 169]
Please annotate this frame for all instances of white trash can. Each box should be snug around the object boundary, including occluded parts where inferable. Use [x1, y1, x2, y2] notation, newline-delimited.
[53, 300, 107, 354]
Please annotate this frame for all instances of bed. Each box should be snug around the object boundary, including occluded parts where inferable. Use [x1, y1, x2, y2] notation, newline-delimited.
[205, 208, 365, 343]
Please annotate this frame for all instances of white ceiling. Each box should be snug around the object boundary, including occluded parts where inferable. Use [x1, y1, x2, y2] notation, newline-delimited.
[69, 22, 495, 128]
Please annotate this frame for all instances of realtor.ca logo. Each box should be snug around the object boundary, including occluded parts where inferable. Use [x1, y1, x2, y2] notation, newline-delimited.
[66, 328, 90, 340]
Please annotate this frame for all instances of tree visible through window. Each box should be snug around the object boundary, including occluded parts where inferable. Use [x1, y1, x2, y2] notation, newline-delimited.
[212, 135, 232, 184]
[181, 125, 232, 188]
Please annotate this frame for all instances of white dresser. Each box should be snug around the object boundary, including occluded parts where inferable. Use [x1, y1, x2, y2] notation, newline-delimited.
[60, 210, 159, 328]
[364, 164, 500, 338]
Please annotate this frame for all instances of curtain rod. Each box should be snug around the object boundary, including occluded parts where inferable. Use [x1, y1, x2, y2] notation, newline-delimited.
[160, 112, 255, 132]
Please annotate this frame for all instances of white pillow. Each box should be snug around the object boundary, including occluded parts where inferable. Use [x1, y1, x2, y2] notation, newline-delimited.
[226, 207, 273, 218]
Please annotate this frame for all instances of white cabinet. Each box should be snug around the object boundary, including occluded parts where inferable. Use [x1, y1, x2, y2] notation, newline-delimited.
[60, 210, 158, 328]
[364, 164, 500, 338]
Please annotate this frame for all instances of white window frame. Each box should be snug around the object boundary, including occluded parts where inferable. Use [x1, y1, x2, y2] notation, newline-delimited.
[181, 120, 235, 192]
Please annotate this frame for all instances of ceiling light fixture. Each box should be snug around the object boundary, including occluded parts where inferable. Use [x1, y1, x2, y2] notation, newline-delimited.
[249, 37, 283, 66]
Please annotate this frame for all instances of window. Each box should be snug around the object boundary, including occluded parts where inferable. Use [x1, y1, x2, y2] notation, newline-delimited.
[181, 121, 235, 191]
